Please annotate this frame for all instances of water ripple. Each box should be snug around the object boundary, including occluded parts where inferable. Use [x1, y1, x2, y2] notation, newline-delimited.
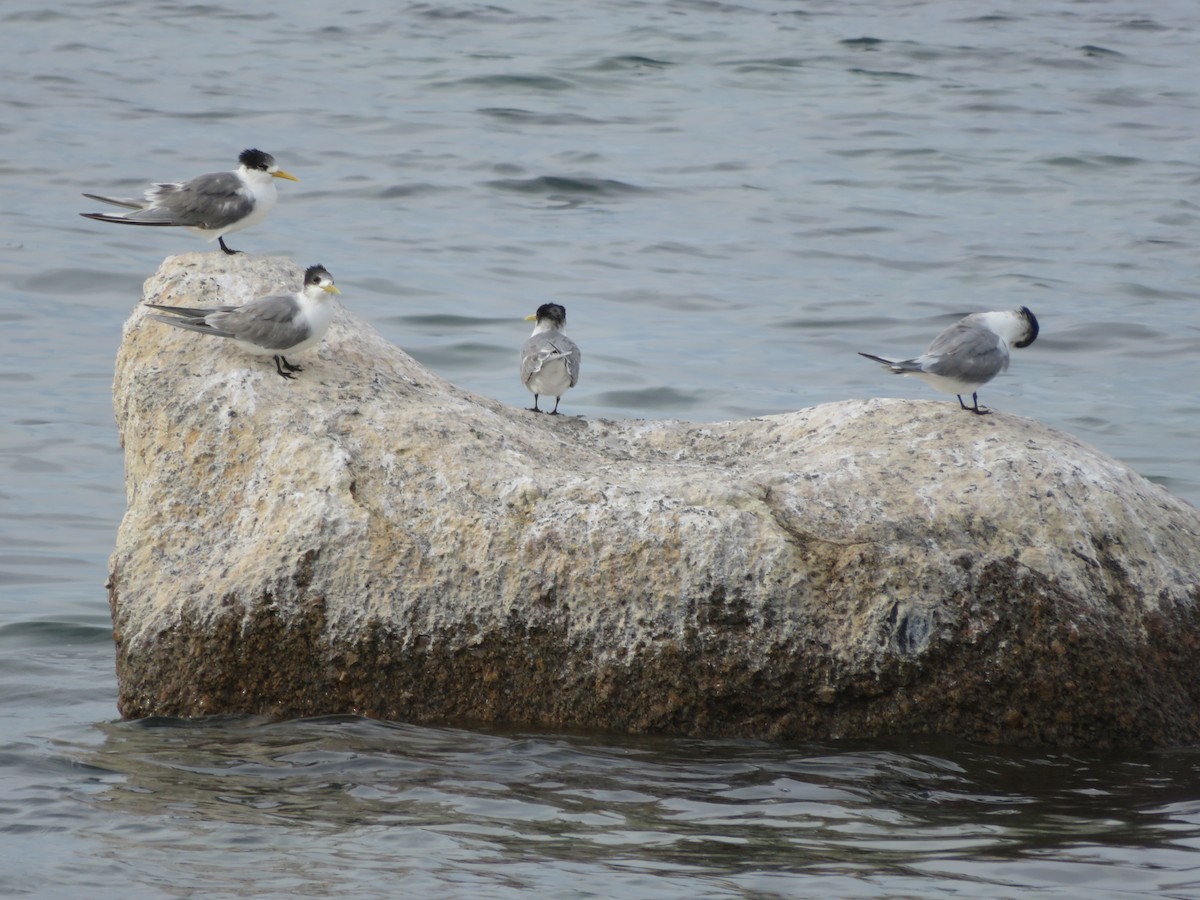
[25, 719, 1194, 897]
[4, 0, 1200, 895]
[485, 175, 649, 197]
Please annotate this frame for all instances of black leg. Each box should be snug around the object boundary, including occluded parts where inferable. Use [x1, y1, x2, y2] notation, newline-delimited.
[529, 395, 542, 413]
[278, 356, 303, 373]
[549, 396, 561, 415]
[218, 237, 241, 255]
[273, 355, 297, 380]
[959, 392, 990, 415]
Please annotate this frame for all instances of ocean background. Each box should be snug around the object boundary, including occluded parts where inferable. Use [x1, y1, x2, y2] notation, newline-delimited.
[2, 0, 1199, 896]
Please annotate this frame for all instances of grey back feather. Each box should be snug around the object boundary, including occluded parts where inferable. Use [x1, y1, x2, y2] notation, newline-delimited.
[922, 316, 1009, 380]
[134, 172, 254, 228]
[521, 333, 581, 386]
[147, 294, 306, 350]
[208, 294, 307, 350]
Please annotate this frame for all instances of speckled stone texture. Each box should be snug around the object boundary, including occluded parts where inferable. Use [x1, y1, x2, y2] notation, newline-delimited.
[108, 253, 1200, 748]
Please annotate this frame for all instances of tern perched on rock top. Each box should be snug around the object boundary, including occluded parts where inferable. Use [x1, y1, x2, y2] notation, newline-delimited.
[520, 302, 581, 415]
[145, 264, 341, 380]
[859, 307, 1039, 415]
[81, 149, 298, 254]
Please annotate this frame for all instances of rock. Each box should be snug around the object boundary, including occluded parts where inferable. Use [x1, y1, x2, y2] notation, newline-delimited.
[108, 253, 1200, 748]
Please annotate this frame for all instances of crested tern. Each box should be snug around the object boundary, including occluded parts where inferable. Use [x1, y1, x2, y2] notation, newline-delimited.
[146, 264, 341, 379]
[858, 306, 1039, 414]
[520, 302, 581, 414]
[81, 149, 298, 254]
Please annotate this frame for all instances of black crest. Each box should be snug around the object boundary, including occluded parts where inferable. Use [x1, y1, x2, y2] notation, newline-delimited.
[238, 148, 276, 171]
[304, 264, 332, 285]
[535, 302, 567, 326]
[1014, 306, 1039, 348]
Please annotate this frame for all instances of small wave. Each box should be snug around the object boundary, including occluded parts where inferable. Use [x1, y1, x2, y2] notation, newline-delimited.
[0, 618, 114, 645]
[723, 57, 807, 73]
[841, 37, 885, 48]
[17, 268, 140, 296]
[485, 176, 647, 197]
[848, 68, 921, 80]
[477, 107, 605, 126]
[410, 4, 548, 23]
[387, 314, 510, 328]
[1119, 18, 1168, 31]
[438, 73, 577, 92]
[379, 182, 451, 199]
[1039, 154, 1143, 168]
[955, 15, 1022, 24]
[1080, 45, 1124, 58]
[592, 386, 708, 411]
[590, 55, 673, 71]
[2, 8, 74, 22]
[406, 341, 512, 372]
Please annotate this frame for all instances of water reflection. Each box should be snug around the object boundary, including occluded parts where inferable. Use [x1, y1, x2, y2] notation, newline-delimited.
[65, 716, 1200, 895]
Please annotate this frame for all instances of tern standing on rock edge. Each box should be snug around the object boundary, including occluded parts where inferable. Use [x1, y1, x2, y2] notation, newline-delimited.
[145, 264, 341, 380]
[520, 302, 581, 415]
[80, 149, 298, 254]
[858, 306, 1039, 415]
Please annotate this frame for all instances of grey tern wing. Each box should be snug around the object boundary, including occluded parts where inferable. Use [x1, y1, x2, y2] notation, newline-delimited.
[521, 333, 574, 382]
[556, 336, 582, 387]
[922, 320, 1009, 381]
[210, 294, 308, 350]
[924, 315, 995, 356]
[519, 337, 545, 383]
[138, 172, 254, 229]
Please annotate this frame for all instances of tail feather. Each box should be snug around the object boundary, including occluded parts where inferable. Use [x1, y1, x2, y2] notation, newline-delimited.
[80, 211, 178, 227]
[859, 351, 898, 368]
[859, 351, 925, 375]
[147, 313, 235, 340]
[82, 193, 145, 210]
[145, 304, 216, 319]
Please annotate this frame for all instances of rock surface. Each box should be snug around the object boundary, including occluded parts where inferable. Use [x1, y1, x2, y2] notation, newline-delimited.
[108, 253, 1200, 748]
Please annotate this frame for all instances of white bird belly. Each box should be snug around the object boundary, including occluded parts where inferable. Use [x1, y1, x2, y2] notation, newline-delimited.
[525, 357, 573, 397]
[908, 370, 989, 395]
[279, 301, 335, 357]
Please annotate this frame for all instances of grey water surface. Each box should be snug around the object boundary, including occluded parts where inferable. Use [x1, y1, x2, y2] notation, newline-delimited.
[2, 0, 1199, 896]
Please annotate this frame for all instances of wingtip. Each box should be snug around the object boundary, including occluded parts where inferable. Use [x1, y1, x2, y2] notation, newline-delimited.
[858, 351, 892, 365]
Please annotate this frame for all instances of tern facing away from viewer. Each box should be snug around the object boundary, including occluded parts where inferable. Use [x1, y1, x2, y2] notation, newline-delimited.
[81, 149, 298, 254]
[858, 306, 1039, 414]
[145, 264, 341, 379]
[520, 303, 581, 415]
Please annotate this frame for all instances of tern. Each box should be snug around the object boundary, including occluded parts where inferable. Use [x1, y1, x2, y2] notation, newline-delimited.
[520, 302, 581, 414]
[859, 307, 1039, 414]
[81, 148, 298, 254]
[145, 264, 341, 379]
